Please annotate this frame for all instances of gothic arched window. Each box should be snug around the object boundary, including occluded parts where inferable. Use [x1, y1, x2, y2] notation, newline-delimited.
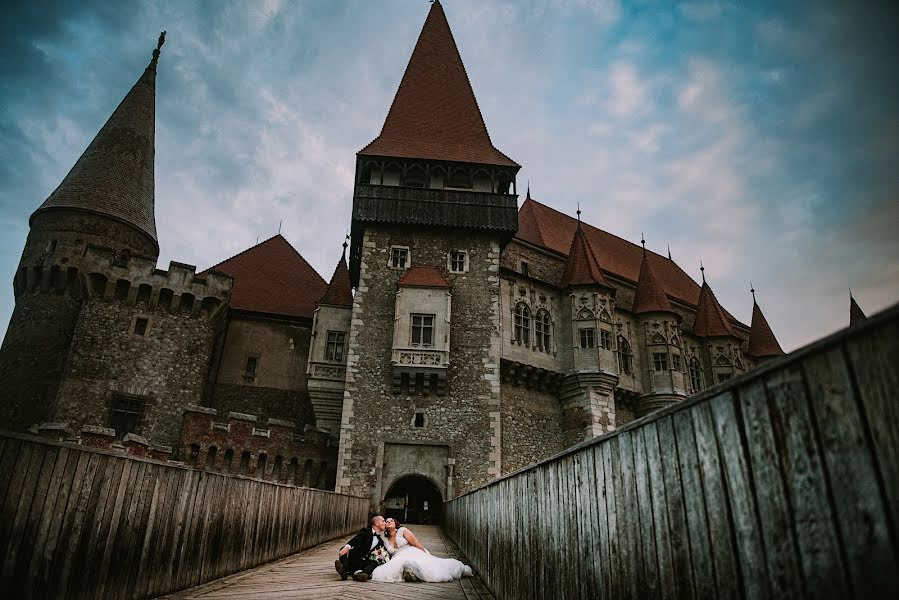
[618, 337, 634, 375]
[650, 332, 667, 345]
[689, 357, 703, 393]
[535, 309, 551, 351]
[514, 303, 531, 345]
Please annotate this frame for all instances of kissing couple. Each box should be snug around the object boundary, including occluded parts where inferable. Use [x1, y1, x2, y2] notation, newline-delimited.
[335, 515, 474, 583]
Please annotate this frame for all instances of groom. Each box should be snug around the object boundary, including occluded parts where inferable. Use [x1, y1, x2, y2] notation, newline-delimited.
[335, 514, 387, 582]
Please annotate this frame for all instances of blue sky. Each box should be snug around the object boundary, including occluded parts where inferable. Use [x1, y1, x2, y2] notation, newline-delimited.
[1, 0, 897, 351]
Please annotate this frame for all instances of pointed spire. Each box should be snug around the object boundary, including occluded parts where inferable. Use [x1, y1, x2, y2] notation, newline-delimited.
[632, 240, 674, 315]
[31, 33, 165, 255]
[747, 288, 784, 358]
[318, 244, 354, 307]
[850, 290, 867, 326]
[358, 1, 517, 166]
[667, 244, 672, 261]
[526, 182, 531, 200]
[700, 260, 706, 283]
[560, 223, 613, 289]
[693, 273, 736, 338]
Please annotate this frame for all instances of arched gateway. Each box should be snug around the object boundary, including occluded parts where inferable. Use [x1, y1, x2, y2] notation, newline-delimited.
[383, 475, 443, 524]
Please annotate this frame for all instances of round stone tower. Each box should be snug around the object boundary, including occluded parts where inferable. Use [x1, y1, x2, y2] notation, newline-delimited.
[0, 35, 164, 431]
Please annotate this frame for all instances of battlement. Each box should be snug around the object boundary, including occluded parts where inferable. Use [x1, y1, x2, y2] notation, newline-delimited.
[13, 244, 232, 319]
[179, 406, 337, 489]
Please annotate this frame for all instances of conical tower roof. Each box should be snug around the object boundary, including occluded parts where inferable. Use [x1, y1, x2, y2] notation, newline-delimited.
[560, 222, 613, 290]
[850, 292, 867, 326]
[693, 275, 736, 338]
[31, 34, 164, 253]
[358, 1, 517, 167]
[747, 294, 784, 358]
[632, 244, 674, 315]
[318, 244, 353, 307]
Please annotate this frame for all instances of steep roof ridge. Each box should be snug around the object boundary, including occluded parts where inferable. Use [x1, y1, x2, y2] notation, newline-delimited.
[693, 278, 737, 338]
[517, 198, 546, 246]
[32, 33, 166, 250]
[202, 234, 325, 285]
[747, 292, 785, 357]
[318, 245, 353, 307]
[358, 0, 517, 166]
[632, 241, 675, 315]
[560, 220, 614, 289]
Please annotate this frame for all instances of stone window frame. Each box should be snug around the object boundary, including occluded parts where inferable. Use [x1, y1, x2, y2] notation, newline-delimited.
[109, 392, 147, 439]
[129, 314, 153, 338]
[599, 328, 613, 350]
[325, 330, 347, 362]
[578, 327, 595, 349]
[534, 309, 552, 352]
[514, 302, 531, 346]
[412, 411, 427, 428]
[671, 352, 682, 372]
[652, 352, 669, 371]
[388, 245, 410, 270]
[447, 249, 469, 273]
[243, 354, 260, 384]
[689, 357, 703, 392]
[618, 336, 634, 375]
[520, 261, 530, 277]
[410, 313, 436, 347]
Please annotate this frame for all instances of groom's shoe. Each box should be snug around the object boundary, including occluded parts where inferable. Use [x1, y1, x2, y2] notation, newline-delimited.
[334, 559, 347, 580]
[352, 571, 369, 582]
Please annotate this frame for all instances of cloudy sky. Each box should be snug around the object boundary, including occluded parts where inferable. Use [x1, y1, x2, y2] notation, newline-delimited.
[1, 0, 897, 351]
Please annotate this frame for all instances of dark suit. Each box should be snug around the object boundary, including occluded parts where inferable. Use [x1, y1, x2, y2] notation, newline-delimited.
[340, 527, 384, 576]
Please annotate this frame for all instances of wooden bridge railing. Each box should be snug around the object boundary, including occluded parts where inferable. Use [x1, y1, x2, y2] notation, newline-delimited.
[0, 431, 368, 600]
[445, 303, 899, 599]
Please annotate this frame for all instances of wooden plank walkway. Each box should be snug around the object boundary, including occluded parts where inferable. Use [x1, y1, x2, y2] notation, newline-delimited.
[159, 525, 494, 600]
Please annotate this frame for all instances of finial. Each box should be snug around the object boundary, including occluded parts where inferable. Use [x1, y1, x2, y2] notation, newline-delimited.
[750, 282, 756, 302]
[700, 260, 706, 283]
[576, 202, 581, 223]
[150, 31, 166, 68]
[278, 219, 282, 235]
[342, 232, 349, 257]
[849, 286, 853, 299]
[640, 233, 646, 258]
[526, 180, 531, 200]
[667, 244, 672, 260]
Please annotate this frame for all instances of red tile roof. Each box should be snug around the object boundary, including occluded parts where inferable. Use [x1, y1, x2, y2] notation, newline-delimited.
[517, 198, 702, 306]
[318, 251, 353, 307]
[560, 224, 614, 289]
[358, 1, 517, 167]
[694, 281, 737, 338]
[398, 265, 451, 288]
[202, 235, 326, 319]
[632, 250, 675, 314]
[33, 50, 161, 250]
[747, 300, 784, 357]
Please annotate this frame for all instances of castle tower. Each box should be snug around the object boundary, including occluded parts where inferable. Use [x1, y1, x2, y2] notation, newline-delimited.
[339, 1, 519, 510]
[631, 241, 687, 416]
[746, 287, 785, 363]
[0, 34, 165, 431]
[693, 267, 745, 385]
[306, 242, 354, 436]
[558, 217, 619, 443]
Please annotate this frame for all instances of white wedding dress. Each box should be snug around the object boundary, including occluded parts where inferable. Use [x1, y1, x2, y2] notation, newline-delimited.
[371, 527, 473, 583]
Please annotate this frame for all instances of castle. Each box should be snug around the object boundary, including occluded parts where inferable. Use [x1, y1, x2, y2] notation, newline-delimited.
[0, 3, 788, 516]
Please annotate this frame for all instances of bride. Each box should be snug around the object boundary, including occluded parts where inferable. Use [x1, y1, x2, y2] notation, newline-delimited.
[371, 517, 474, 582]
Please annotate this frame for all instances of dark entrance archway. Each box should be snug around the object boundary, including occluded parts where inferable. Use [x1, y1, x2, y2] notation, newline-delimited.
[383, 475, 443, 525]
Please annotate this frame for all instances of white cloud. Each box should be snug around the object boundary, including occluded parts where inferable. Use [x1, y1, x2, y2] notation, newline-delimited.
[606, 63, 648, 119]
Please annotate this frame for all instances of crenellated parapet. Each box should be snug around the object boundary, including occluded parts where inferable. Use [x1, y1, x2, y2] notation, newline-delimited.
[13, 243, 232, 319]
[179, 406, 337, 489]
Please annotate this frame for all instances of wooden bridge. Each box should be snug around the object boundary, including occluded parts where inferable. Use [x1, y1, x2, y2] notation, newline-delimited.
[161, 525, 494, 600]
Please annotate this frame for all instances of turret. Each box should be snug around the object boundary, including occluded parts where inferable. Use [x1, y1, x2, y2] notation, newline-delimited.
[631, 239, 687, 415]
[0, 34, 166, 431]
[306, 240, 354, 436]
[692, 264, 745, 385]
[747, 286, 785, 363]
[558, 212, 619, 442]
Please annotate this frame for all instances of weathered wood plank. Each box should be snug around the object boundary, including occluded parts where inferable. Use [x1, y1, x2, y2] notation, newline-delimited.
[642, 422, 676, 599]
[803, 346, 898, 597]
[632, 421, 660, 600]
[764, 366, 850, 597]
[657, 416, 696, 599]
[738, 379, 803, 598]
[671, 409, 716, 600]
[591, 444, 611, 599]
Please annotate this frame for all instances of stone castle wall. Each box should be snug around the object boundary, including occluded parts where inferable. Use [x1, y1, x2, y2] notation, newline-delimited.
[499, 384, 565, 475]
[337, 226, 502, 502]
